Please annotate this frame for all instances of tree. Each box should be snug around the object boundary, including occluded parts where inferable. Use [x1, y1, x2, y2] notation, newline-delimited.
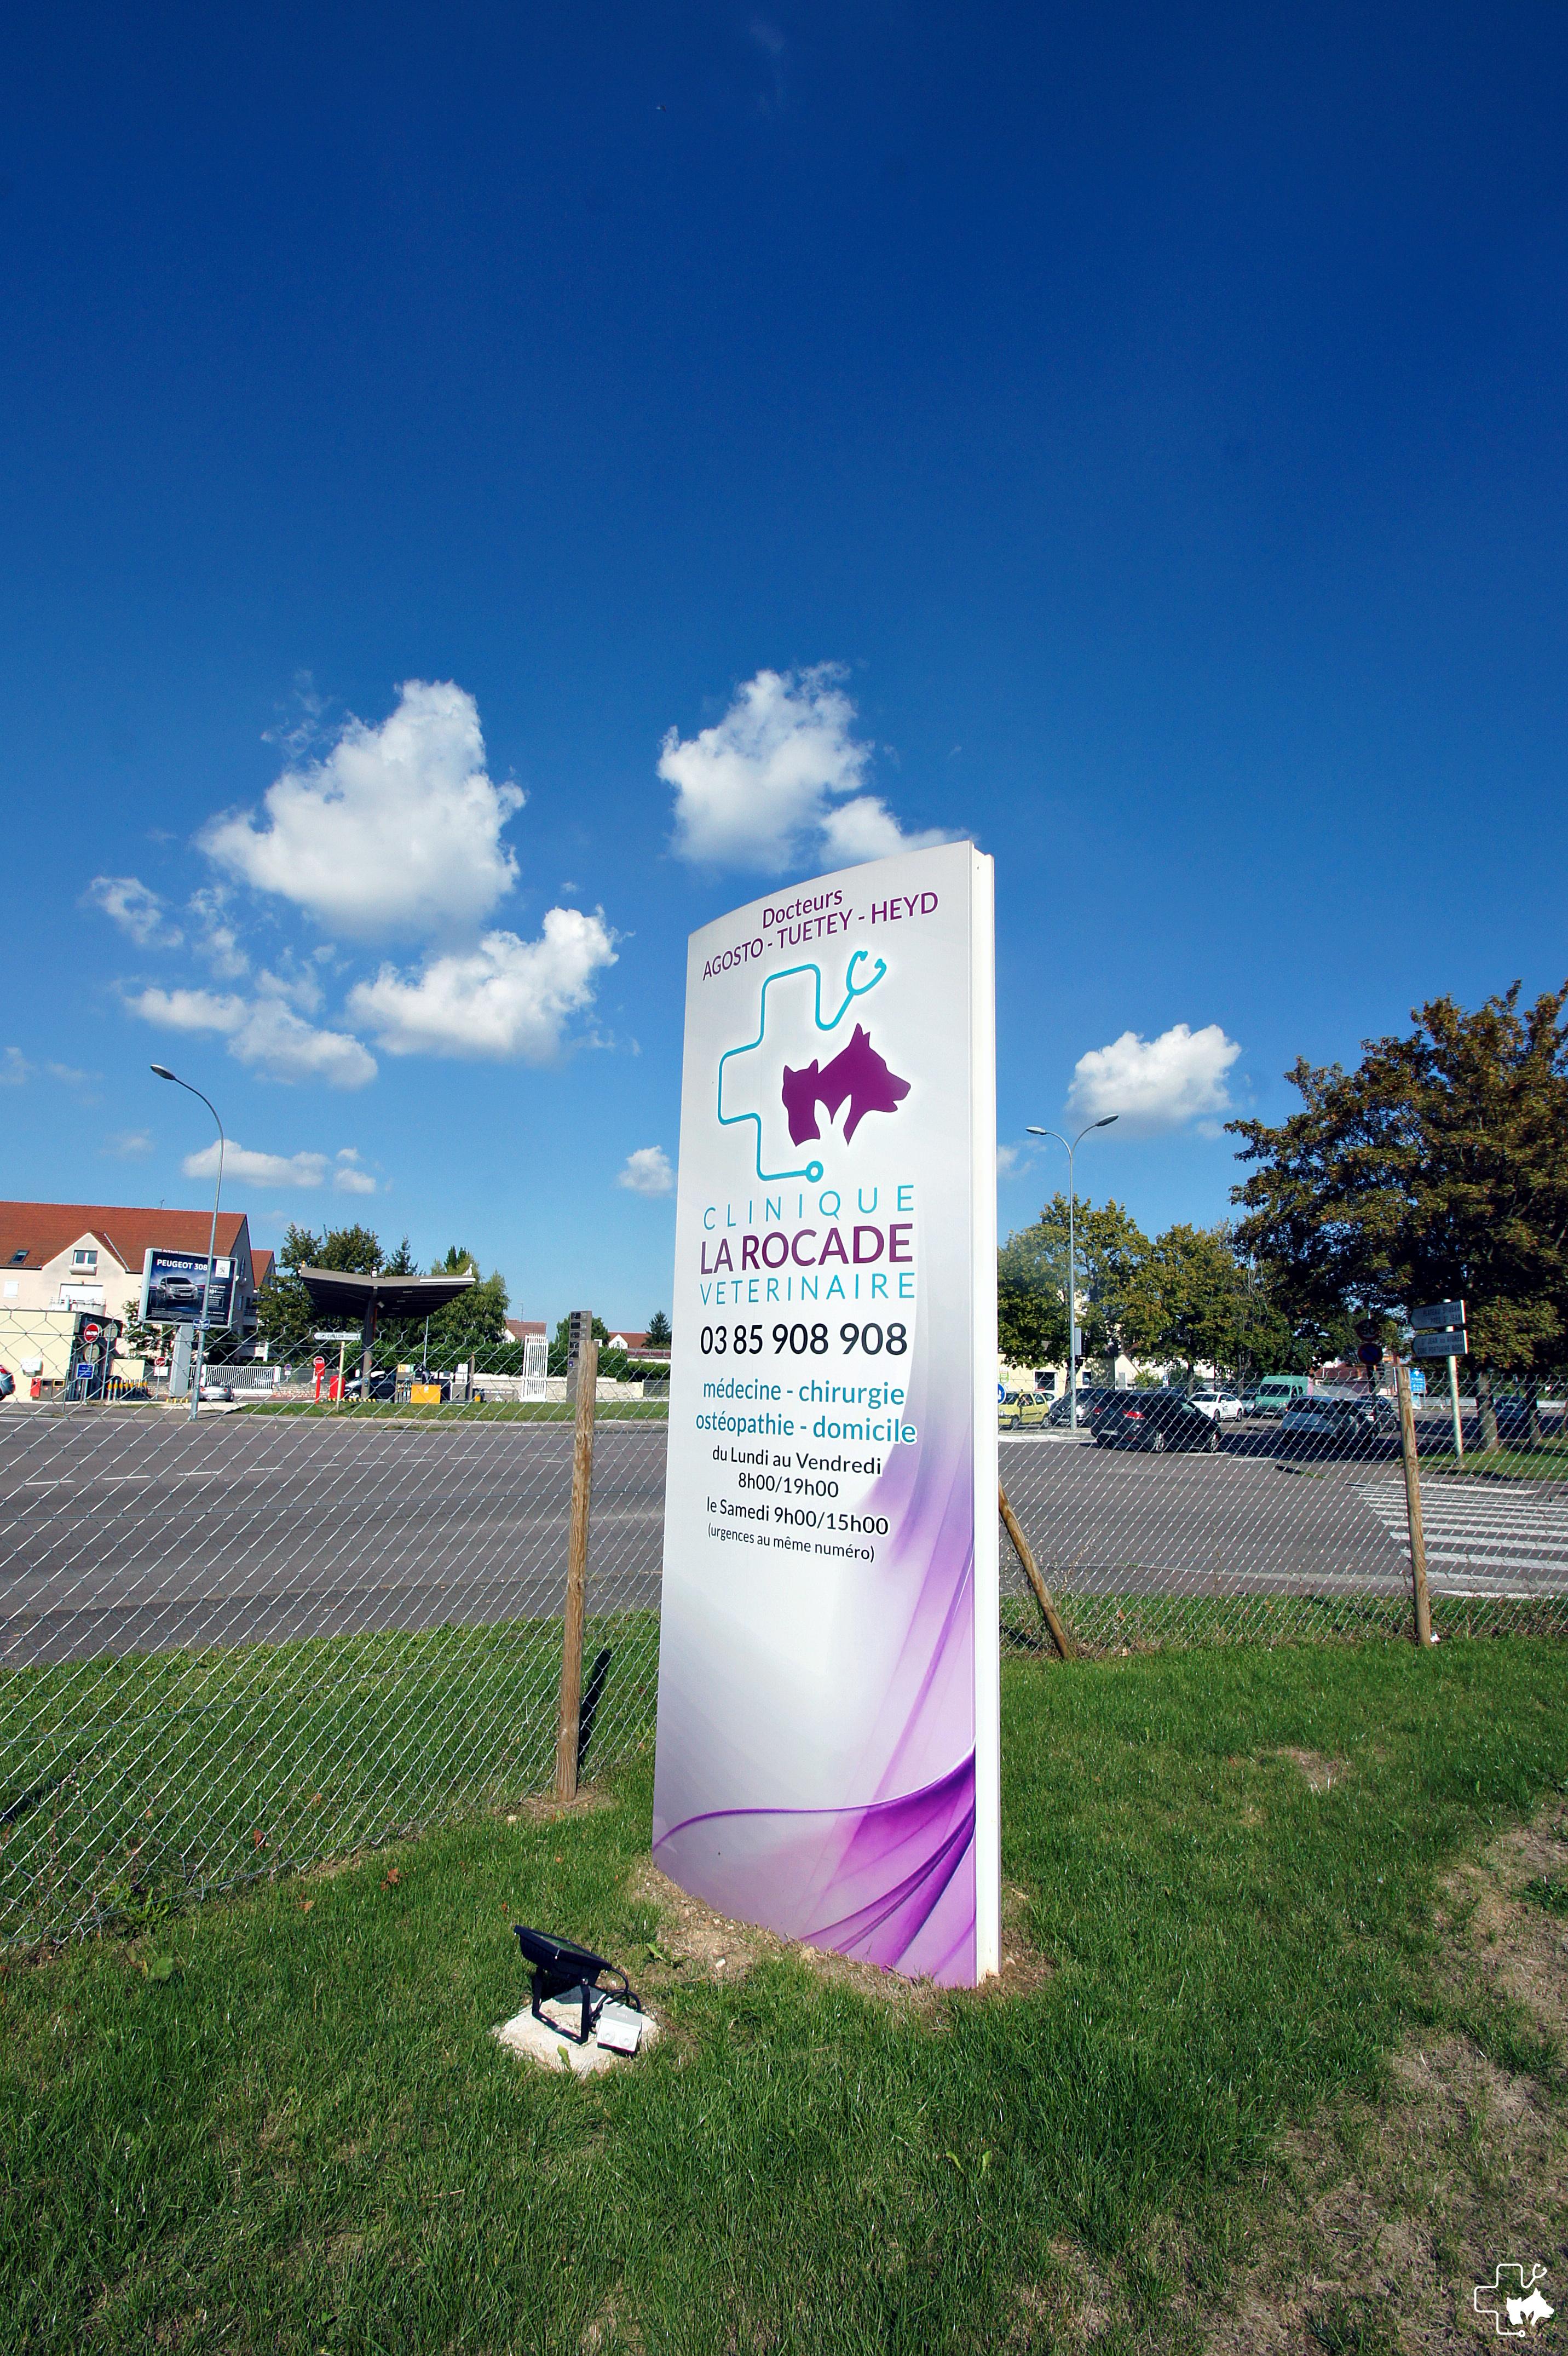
[257, 1223, 385, 1360]
[1230, 983, 1568, 1447]
[380, 1245, 510, 1366]
[998, 1196, 1149, 1374]
[1118, 1223, 1254, 1385]
[645, 1310, 672, 1348]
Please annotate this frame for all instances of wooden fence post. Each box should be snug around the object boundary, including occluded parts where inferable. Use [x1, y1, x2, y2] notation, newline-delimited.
[1394, 1358, 1434, 1647]
[999, 1484, 1076, 1661]
[555, 1337, 598, 1797]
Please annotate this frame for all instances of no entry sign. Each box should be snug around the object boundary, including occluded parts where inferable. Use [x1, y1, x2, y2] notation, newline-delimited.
[653, 840, 1000, 1986]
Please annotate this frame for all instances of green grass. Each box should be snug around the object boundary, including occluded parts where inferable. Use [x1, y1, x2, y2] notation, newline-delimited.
[1418, 1439, 1568, 1481]
[1001, 1585, 1568, 1656]
[3, 1641, 1566, 2353]
[0, 1614, 659, 1948]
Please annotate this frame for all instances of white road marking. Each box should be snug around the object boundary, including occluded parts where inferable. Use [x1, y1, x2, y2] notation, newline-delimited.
[1358, 1477, 1568, 1593]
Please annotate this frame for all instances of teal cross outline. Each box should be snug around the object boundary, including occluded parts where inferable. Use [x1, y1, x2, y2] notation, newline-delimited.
[716, 949, 889, 1182]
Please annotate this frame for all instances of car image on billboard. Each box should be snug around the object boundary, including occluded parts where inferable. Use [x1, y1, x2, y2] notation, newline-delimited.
[141, 1249, 235, 1329]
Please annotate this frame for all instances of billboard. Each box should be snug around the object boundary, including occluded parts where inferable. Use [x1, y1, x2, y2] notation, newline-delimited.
[140, 1248, 235, 1330]
[653, 840, 999, 1986]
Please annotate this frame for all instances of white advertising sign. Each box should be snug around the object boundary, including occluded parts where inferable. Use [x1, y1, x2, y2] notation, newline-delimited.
[653, 840, 999, 1985]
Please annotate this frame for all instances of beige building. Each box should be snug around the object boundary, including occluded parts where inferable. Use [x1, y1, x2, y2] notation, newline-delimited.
[0, 1200, 271, 1390]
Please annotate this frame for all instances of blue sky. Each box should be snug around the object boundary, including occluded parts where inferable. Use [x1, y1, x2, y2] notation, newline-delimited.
[3, 2, 1565, 1328]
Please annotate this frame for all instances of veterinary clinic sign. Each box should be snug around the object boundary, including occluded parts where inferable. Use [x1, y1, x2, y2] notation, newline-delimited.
[653, 840, 1000, 1986]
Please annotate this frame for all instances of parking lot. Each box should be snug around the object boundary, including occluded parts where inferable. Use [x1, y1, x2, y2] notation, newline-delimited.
[3, 1405, 1564, 1667]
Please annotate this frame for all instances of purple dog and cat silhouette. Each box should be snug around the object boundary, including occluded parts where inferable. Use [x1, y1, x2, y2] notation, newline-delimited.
[780, 1024, 910, 1147]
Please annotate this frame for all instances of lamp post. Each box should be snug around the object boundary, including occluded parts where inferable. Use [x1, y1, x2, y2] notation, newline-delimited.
[1024, 1116, 1119, 1432]
[151, 1064, 225, 1422]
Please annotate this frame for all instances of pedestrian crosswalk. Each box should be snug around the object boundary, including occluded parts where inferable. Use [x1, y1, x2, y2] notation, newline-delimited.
[1358, 1476, 1568, 1595]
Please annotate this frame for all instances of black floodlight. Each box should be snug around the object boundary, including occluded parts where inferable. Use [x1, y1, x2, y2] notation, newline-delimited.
[512, 1923, 642, 2047]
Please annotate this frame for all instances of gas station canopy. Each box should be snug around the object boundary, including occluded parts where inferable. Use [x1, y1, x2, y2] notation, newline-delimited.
[298, 1269, 477, 1323]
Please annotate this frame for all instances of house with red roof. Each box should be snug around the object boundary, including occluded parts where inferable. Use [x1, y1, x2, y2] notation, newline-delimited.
[0, 1200, 268, 1388]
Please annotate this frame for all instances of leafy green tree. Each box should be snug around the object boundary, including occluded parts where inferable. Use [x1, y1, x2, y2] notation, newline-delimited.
[257, 1223, 385, 1360]
[1230, 983, 1568, 1446]
[416, 1248, 509, 1359]
[998, 1196, 1149, 1374]
[374, 1245, 510, 1367]
[1119, 1223, 1253, 1384]
[645, 1310, 672, 1348]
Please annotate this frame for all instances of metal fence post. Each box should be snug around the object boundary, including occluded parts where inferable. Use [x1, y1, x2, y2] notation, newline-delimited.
[1394, 1358, 1434, 1646]
[555, 1336, 598, 1798]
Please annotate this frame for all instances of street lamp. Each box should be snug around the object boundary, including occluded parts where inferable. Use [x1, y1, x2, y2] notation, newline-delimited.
[1024, 1116, 1119, 1432]
[151, 1064, 225, 1421]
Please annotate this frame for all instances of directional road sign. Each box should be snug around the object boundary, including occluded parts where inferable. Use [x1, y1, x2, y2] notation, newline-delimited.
[1410, 1300, 1465, 1332]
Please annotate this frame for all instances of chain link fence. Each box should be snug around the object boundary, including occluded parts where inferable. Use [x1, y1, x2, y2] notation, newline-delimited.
[998, 1394, 1568, 1654]
[2, 1308, 1564, 1951]
[0, 1316, 663, 1949]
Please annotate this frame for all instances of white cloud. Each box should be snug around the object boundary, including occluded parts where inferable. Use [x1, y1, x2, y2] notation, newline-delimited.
[0, 1048, 27, 1085]
[187, 887, 249, 980]
[617, 1145, 674, 1196]
[201, 679, 524, 940]
[125, 986, 249, 1034]
[333, 1148, 377, 1196]
[87, 875, 183, 949]
[349, 908, 616, 1061]
[227, 997, 377, 1089]
[123, 985, 377, 1090]
[183, 1141, 331, 1188]
[660, 665, 953, 872]
[102, 1129, 155, 1159]
[253, 964, 323, 1015]
[1066, 1022, 1242, 1136]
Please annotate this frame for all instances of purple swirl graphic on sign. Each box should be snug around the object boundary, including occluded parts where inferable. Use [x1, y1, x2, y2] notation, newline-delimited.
[655, 1296, 979, 1984]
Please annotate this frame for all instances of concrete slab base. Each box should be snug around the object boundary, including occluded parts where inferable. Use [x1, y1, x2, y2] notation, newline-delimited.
[493, 1997, 659, 2076]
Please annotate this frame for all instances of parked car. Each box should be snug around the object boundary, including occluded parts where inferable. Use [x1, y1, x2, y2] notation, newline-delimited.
[998, 1389, 1051, 1430]
[1280, 1394, 1398, 1449]
[1246, 1375, 1311, 1416]
[1187, 1389, 1244, 1422]
[0, 1365, 14, 1401]
[1047, 1385, 1120, 1427]
[1089, 1390, 1222, 1453]
[343, 1369, 399, 1403]
[197, 1378, 235, 1403]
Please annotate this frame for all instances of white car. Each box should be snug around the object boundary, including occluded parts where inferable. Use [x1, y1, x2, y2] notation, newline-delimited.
[1187, 1390, 1244, 1422]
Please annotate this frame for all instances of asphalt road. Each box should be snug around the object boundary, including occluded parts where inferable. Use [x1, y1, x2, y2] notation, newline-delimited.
[2, 1410, 1563, 1665]
[0, 1411, 666, 1664]
[999, 1428, 1568, 1601]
